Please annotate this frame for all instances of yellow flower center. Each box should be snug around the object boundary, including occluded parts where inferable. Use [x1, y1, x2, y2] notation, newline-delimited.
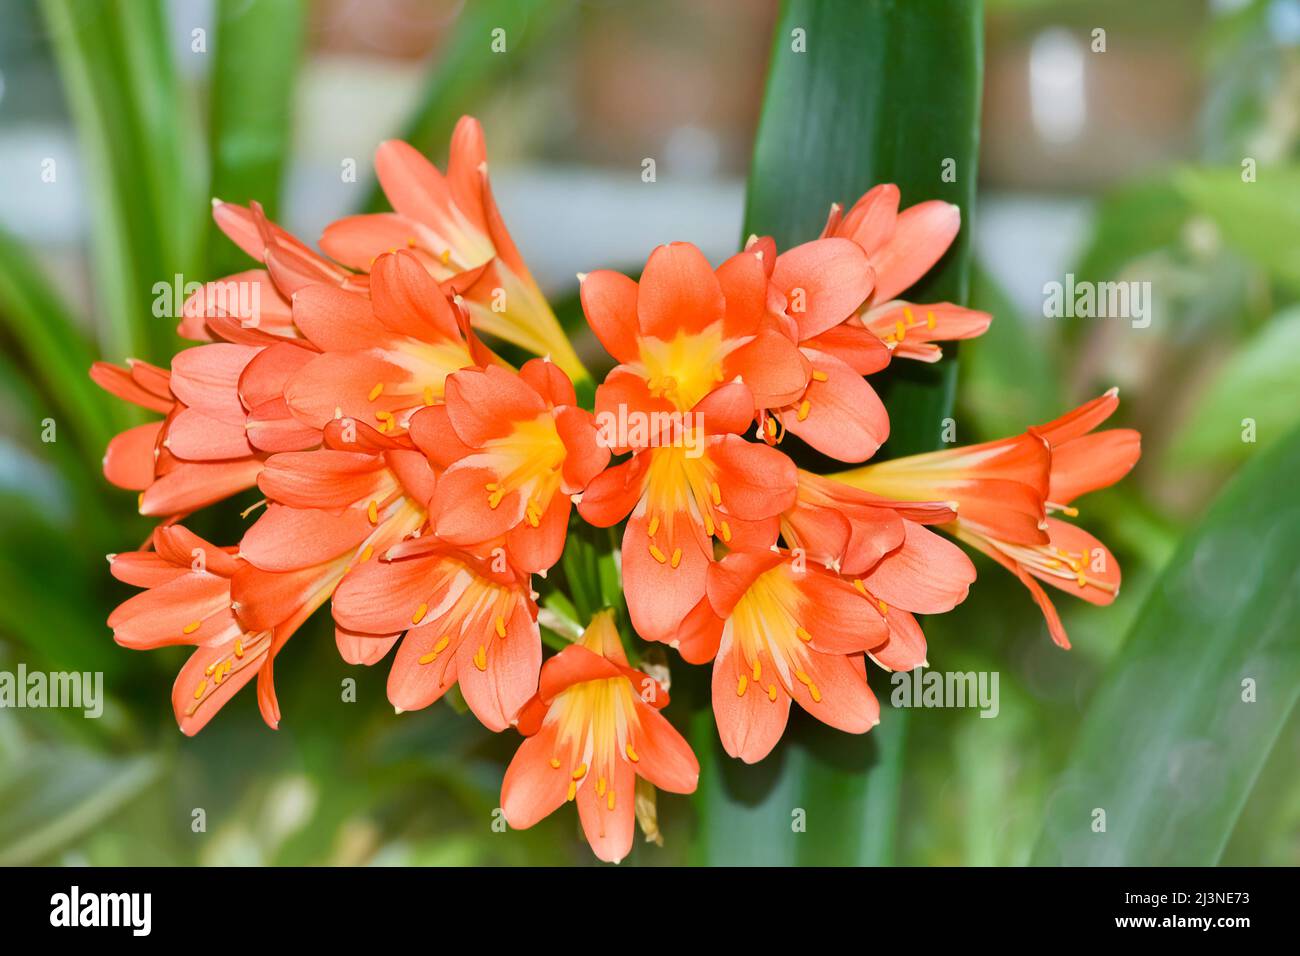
[728, 563, 821, 704]
[549, 675, 641, 809]
[642, 444, 730, 566]
[634, 324, 731, 412]
[481, 413, 567, 524]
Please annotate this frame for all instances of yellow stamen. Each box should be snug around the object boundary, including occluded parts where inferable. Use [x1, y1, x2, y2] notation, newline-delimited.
[710, 482, 722, 506]
[495, 615, 507, 638]
[182, 620, 201, 635]
[234, 639, 244, 658]
[670, 548, 682, 569]
[768, 684, 778, 702]
[367, 500, 379, 524]
[607, 790, 616, 811]
[809, 683, 823, 703]
[648, 514, 660, 537]
[926, 309, 937, 330]
[193, 680, 207, 700]
[797, 400, 811, 422]
[796, 626, 812, 643]
[895, 319, 907, 341]
[360, 544, 374, 562]
[737, 675, 748, 697]
[368, 382, 384, 402]
[878, 599, 888, 614]
[625, 743, 639, 762]
[795, 670, 812, 686]
[549, 757, 561, 769]
[572, 764, 587, 780]
[423, 385, 435, 406]
[752, 657, 762, 681]
[720, 520, 732, 542]
[566, 781, 577, 801]
[765, 416, 777, 438]
[412, 603, 428, 625]
[473, 644, 487, 671]
[649, 544, 667, 564]
[596, 776, 607, 797]
[811, 369, 829, 382]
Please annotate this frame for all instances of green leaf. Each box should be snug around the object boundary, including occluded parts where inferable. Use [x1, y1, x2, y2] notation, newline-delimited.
[0, 228, 120, 461]
[40, 0, 197, 363]
[207, 0, 308, 276]
[1167, 306, 1300, 467]
[958, 261, 1061, 441]
[1177, 165, 1300, 290]
[691, 0, 983, 865]
[0, 746, 161, 865]
[1031, 424, 1300, 864]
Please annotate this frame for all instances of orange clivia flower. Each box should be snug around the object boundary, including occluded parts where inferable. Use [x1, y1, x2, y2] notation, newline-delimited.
[410, 359, 608, 573]
[284, 249, 489, 434]
[91, 357, 266, 518]
[673, 550, 888, 763]
[332, 537, 541, 731]
[836, 390, 1140, 647]
[577, 241, 800, 643]
[501, 610, 698, 863]
[823, 184, 991, 362]
[320, 117, 586, 381]
[107, 525, 308, 735]
[743, 234, 891, 461]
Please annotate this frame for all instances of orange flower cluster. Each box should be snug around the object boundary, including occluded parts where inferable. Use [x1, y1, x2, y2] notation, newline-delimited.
[95, 118, 1139, 862]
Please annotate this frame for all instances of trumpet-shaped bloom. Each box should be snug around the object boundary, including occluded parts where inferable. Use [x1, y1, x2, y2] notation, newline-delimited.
[107, 525, 305, 734]
[331, 537, 540, 732]
[284, 249, 488, 434]
[500, 610, 698, 862]
[673, 550, 886, 763]
[411, 360, 608, 573]
[744, 235, 891, 461]
[823, 184, 991, 362]
[91, 358, 265, 518]
[836, 390, 1140, 647]
[180, 199, 358, 346]
[319, 118, 586, 381]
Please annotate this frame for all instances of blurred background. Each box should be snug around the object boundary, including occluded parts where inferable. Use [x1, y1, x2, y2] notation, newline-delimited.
[1, 0, 1298, 866]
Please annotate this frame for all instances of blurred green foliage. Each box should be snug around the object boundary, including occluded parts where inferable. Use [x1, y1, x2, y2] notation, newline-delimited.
[0, 0, 1297, 866]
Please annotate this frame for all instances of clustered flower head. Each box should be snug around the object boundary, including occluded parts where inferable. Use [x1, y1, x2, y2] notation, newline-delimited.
[94, 116, 1141, 862]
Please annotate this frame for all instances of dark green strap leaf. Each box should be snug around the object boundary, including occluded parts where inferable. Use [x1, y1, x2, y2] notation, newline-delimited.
[1032, 424, 1300, 864]
[692, 0, 983, 865]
